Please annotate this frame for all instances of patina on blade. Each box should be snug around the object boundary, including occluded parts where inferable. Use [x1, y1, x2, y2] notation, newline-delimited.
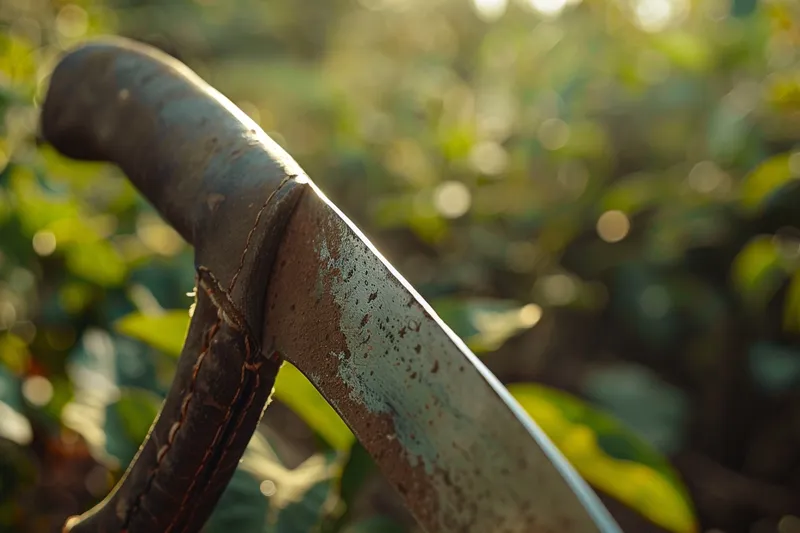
[264, 181, 623, 533]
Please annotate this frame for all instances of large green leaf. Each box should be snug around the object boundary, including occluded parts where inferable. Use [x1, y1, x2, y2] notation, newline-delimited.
[508, 383, 697, 533]
[114, 310, 191, 358]
[236, 434, 343, 533]
[273, 364, 354, 451]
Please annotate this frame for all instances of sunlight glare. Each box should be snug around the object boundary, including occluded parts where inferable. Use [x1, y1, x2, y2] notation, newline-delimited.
[633, 0, 688, 32]
[527, 0, 567, 17]
[472, 0, 508, 21]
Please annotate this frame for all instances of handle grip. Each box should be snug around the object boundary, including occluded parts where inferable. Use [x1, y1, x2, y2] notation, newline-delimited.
[40, 36, 303, 245]
[42, 39, 307, 533]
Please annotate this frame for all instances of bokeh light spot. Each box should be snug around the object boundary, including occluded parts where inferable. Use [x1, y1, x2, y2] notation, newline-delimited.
[596, 210, 630, 243]
[433, 181, 472, 219]
[518, 304, 543, 327]
[260, 480, 277, 497]
[472, 0, 507, 21]
[22, 375, 54, 407]
[633, 0, 687, 32]
[538, 118, 570, 151]
[687, 161, 729, 194]
[541, 274, 578, 305]
[32, 230, 57, 256]
[56, 5, 89, 39]
[469, 141, 509, 176]
[527, 0, 567, 17]
[0, 302, 17, 329]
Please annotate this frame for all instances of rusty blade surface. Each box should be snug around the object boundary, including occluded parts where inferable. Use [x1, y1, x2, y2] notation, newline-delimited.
[264, 180, 623, 533]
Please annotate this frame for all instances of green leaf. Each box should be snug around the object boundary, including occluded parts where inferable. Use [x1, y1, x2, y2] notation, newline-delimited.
[431, 298, 541, 353]
[730, 235, 786, 310]
[508, 383, 698, 533]
[329, 442, 376, 532]
[206, 468, 269, 533]
[654, 32, 712, 72]
[114, 310, 191, 358]
[65, 240, 128, 287]
[601, 174, 663, 215]
[274, 363, 354, 451]
[0, 333, 29, 374]
[237, 434, 342, 533]
[104, 387, 162, 467]
[740, 154, 797, 212]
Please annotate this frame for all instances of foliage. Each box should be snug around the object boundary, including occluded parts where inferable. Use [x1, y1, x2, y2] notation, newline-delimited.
[0, 0, 799, 532]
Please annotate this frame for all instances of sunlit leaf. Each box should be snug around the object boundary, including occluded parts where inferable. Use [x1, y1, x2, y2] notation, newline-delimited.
[238, 435, 342, 533]
[0, 333, 29, 374]
[274, 363, 354, 451]
[654, 33, 712, 72]
[740, 154, 796, 212]
[509, 383, 697, 533]
[767, 73, 800, 111]
[65, 240, 127, 286]
[114, 310, 191, 358]
[730, 235, 786, 309]
[431, 298, 542, 353]
[601, 174, 663, 214]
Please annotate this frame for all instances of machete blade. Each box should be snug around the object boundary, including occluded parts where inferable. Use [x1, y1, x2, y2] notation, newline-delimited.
[264, 179, 623, 533]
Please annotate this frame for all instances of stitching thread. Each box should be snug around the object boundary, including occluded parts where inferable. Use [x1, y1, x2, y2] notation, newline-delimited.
[121, 321, 220, 530]
[227, 175, 295, 292]
[158, 175, 295, 533]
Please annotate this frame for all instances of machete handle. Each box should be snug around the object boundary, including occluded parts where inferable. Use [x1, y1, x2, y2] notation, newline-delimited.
[40, 36, 303, 245]
[41, 38, 307, 532]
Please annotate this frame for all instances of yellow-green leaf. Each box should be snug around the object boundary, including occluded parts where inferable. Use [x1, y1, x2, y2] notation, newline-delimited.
[114, 310, 191, 358]
[65, 240, 128, 287]
[509, 383, 698, 533]
[740, 154, 796, 212]
[274, 363, 354, 451]
[730, 235, 784, 309]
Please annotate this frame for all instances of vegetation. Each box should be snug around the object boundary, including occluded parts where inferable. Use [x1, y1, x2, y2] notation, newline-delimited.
[0, 0, 799, 531]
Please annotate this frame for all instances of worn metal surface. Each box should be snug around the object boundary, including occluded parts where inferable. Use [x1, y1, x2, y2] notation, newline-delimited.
[265, 182, 622, 533]
[41, 38, 623, 533]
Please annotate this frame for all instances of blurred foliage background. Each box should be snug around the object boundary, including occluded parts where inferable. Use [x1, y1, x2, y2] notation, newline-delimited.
[1, 0, 800, 531]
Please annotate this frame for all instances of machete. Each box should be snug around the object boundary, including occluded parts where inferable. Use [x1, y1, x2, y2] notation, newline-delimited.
[40, 38, 623, 533]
